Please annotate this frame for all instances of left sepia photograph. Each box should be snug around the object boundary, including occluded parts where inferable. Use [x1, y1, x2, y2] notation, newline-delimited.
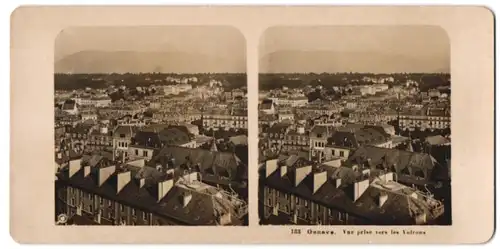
[53, 26, 249, 226]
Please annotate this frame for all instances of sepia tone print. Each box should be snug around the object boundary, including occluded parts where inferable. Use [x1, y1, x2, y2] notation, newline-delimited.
[258, 26, 451, 226]
[54, 26, 249, 226]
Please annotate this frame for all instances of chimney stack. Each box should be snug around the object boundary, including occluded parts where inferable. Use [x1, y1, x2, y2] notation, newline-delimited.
[182, 192, 192, 207]
[352, 178, 370, 202]
[294, 165, 312, 187]
[312, 171, 327, 194]
[116, 170, 131, 194]
[68, 158, 82, 178]
[280, 165, 287, 177]
[84, 165, 91, 178]
[157, 177, 174, 202]
[98, 165, 116, 187]
[378, 193, 388, 207]
[335, 178, 342, 188]
[265, 159, 278, 178]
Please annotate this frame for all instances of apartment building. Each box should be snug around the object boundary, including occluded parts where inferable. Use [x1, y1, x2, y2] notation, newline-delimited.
[259, 158, 445, 225]
[55, 160, 247, 226]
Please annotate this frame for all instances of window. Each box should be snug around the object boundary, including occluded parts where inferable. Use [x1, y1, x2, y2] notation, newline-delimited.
[120, 204, 124, 212]
[108, 200, 112, 208]
[295, 197, 299, 205]
[89, 205, 93, 213]
[142, 212, 147, 220]
[143, 151, 148, 157]
[132, 209, 136, 216]
[267, 198, 271, 206]
[340, 151, 345, 157]
[99, 197, 103, 205]
[305, 201, 308, 207]
[285, 194, 289, 200]
[135, 149, 138, 156]
[89, 194, 93, 201]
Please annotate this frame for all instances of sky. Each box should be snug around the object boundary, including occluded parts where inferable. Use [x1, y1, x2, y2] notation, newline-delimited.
[259, 26, 450, 73]
[55, 26, 246, 73]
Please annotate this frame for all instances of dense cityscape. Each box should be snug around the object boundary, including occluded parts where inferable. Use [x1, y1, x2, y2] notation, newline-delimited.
[54, 73, 249, 226]
[258, 72, 451, 225]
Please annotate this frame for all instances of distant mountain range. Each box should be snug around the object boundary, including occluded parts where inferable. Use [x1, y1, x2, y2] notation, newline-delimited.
[259, 50, 450, 74]
[55, 50, 246, 74]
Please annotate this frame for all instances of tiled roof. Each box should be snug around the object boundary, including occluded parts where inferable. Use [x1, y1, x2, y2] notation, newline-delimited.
[57, 167, 243, 226]
[113, 125, 137, 138]
[149, 145, 245, 184]
[261, 164, 441, 225]
[345, 146, 438, 172]
[62, 100, 76, 110]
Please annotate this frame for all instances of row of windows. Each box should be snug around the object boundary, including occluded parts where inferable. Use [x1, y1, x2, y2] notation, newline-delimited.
[264, 188, 350, 224]
[313, 141, 326, 148]
[330, 150, 346, 157]
[117, 141, 129, 148]
[72, 133, 87, 138]
[400, 116, 450, 120]
[203, 116, 248, 121]
[135, 149, 150, 157]
[67, 187, 149, 221]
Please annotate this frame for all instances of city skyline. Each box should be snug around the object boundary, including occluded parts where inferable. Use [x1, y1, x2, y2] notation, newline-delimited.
[259, 26, 450, 74]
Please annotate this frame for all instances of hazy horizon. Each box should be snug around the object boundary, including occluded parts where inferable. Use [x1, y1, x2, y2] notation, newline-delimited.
[259, 26, 450, 74]
[55, 26, 246, 74]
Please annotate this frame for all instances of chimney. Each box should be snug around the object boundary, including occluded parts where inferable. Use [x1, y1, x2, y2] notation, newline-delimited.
[157, 178, 174, 202]
[98, 165, 116, 187]
[280, 165, 287, 177]
[116, 170, 131, 194]
[294, 165, 312, 187]
[335, 178, 342, 188]
[83, 165, 91, 178]
[68, 158, 82, 178]
[353, 178, 370, 202]
[182, 192, 192, 207]
[265, 159, 278, 178]
[312, 171, 327, 194]
[378, 193, 388, 207]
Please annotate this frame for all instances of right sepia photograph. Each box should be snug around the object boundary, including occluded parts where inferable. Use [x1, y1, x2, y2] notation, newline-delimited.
[258, 26, 451, 226]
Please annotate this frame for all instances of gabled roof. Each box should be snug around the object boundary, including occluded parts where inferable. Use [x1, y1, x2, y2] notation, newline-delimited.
[56, 166, 243, 225]
[261, 164, 442, 225]
[113, 125, 137, 138]
[345, 146, 438, 172]
[149, 145, 245, 184]
[62, 100, 76, 110]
